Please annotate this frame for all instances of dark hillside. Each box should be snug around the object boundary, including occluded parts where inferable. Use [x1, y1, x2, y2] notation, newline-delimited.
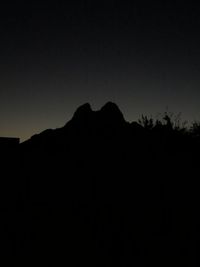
[1, 102, 200, 266]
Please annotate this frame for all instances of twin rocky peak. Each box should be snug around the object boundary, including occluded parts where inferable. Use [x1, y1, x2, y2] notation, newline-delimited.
[26, 102, 128, 144]
[66, 101, 126, 127]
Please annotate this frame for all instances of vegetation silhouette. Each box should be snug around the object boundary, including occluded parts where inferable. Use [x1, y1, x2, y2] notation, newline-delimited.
[1, 102, 200, 266]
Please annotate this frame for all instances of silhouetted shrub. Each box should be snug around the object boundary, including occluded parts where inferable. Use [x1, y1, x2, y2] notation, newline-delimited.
[138, 115, 155, 130]
[138, 111, 188, 134]
[190, 121, 200, 137]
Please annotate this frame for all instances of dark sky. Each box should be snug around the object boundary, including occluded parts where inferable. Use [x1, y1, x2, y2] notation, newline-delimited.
[1, 1, 200, 141]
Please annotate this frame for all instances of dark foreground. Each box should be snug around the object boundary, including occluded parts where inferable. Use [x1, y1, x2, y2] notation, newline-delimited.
[1, 103, 200, 266]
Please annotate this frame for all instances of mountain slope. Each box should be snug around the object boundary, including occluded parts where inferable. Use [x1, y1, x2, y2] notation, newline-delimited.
[16, 102, 200, 266]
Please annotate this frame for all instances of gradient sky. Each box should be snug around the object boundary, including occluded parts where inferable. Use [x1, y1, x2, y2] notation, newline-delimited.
[1, 1, 200, 141]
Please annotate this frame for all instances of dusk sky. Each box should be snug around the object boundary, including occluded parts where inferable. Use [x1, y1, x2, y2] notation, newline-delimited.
[1, 1, 200, 141]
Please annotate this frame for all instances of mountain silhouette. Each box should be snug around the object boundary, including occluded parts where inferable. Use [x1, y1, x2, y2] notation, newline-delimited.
[71, 101, 125, 124]
[1, 102, 200, 266]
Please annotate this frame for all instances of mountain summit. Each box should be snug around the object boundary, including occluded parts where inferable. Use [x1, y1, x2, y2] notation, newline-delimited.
[99, 102, 125, 124]
[71, 103, 93, 122]
[69, 101, 126, 127]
